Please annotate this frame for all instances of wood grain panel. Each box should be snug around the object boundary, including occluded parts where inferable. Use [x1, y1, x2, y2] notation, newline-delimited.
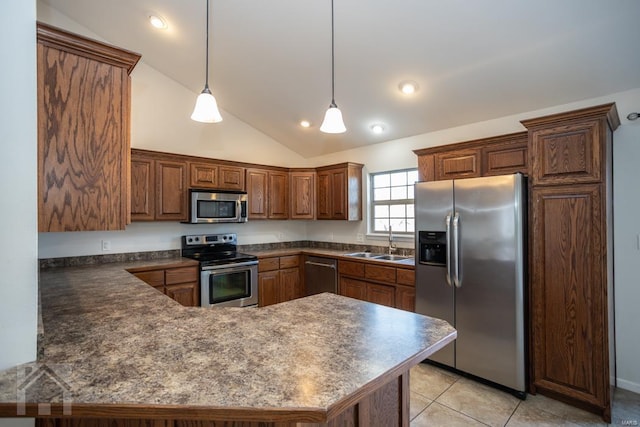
[417, 154, 435, 182]
[155, 160, 187, 220]
[531, 184, 608, 409]
[330, 169, 347, 219]
[290, 171, 316, 219]
[280, 268, 302, 302]
[395, 285, 415, 312]
[316, 172, 331, 219]
[246, 169, 268, 219]
[268, 171, 289, 219]
[165, 282, 199, 307]
[339, 277, 367, 301]
[482, 139, 528, 176]
[434, 149, 481, 180]
[132, 270, 164, 287]
[189, 162, 218, 188]
[258, 271, 280, 307]
[165, 266, 198, 285]
[219, 166, 245, 191]
[365, 265, 396, 283]
[279, 255, 300, 269]
[396, 269, 415, 286]
[130, 157, 155, 220]
[38, 43, 127, 231]
[367, 283, 395, 307]
[258, 257, 280, 272]
[338, 260, 365, 278]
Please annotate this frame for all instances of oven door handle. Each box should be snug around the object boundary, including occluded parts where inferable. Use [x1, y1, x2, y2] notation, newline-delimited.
[201, 260, 258, 271]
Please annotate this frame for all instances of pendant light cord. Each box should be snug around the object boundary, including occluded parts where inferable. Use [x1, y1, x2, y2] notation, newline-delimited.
[330, 0, 336, 106]
[205, 0, 210, 89]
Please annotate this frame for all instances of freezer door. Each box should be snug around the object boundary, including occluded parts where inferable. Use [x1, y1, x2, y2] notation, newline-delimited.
[453, 174, 526, 391]
[415, 180, 455, 367]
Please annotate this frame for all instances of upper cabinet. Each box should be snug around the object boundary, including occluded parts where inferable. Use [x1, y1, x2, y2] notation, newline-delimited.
[246, 167, 289, 220]
[189, 160, 245, 191]
[316, 163, 363, 221]
[414, 132, 528, 182]
[289, 170, 316, 220]
[37, 23, 140, 231]
[131, 150, 188, 222]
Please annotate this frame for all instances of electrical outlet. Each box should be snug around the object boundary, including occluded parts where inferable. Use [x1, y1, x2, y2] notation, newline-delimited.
[101, 240, 111, 251]
[356, 233, 364, 243]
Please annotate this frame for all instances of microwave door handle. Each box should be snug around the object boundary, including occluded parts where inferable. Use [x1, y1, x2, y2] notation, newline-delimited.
[445, 213, 453, 287]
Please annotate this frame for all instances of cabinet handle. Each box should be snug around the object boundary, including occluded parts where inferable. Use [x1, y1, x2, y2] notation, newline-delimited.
[305, 261, 336, 269]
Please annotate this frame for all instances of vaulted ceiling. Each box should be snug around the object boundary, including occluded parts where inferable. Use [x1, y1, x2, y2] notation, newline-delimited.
[39, 0, 640, 158]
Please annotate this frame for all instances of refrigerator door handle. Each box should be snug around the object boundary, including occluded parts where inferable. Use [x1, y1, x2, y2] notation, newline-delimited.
[445, 213, 453, 286]
[452, 212, 462, 288]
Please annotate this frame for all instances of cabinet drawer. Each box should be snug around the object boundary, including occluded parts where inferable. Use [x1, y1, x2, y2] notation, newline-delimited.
[165, 266, 198, 285]
[133, 270, 165, 287]
[279, 255, 300, 269]
[396, 268, 415, 286]
[365, 264, 396, 283]
[338, 260, 365, 278]
[259, 257, 280, 272]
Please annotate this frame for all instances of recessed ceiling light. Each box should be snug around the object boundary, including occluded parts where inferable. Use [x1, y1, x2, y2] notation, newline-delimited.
[370, 124, 385, 134]
[149, 15, 168, 30]
[398, 81, 419, 95]
[300, 120, 311, 128]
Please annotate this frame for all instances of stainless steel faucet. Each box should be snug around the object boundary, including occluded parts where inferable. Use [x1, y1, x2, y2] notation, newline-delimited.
[388, 225, 397, 255]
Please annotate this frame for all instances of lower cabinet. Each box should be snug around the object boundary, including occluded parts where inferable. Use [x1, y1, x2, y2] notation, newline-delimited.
[258, 255, 302, 307]
[128, 263, 199, 307]
[338, 260, 414, 311]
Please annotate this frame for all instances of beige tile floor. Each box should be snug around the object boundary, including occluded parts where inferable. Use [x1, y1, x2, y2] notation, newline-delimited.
[410, 363, 640, 426]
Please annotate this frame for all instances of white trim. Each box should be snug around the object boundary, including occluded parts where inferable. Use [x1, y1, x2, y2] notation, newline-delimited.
[616, 378, 640, 394]
[366, 233, 414, 243]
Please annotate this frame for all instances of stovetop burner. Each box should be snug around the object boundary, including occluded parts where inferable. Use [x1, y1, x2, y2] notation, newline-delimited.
[181, 233, 257, 267]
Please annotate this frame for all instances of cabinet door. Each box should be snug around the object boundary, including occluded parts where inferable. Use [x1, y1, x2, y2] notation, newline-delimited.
[219, 165, 245, 191]
[417, 154, 436, 182]
[482, 140, 528, 176]
[130, 157, 155, 221]
[268, 171, 289, 219]
[156, 160, 187, 221]
[434, 149, 481, 180]
[339, 277, 367, 301]
[37, 29, 136, 231]
[367, 283, 395, 307]
[280, 267, 301, 302]
[290, 171, 316, 219]
[165, 283, 199, 307]
[395, 285, 415, 312]
[330, 169, 347, 219]
[189, 162, 218, 189]
[530, 184, 609, 411]
[316, 172, 332, 219]
[258, 271, 280, 307]
[246, 168, 269, 219]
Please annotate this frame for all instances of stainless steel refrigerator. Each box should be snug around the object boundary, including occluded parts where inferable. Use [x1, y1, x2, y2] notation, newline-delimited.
[415, 173, 526, 395]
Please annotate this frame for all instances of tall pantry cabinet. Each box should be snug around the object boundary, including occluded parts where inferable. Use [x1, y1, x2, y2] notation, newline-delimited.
[521, 103, 619, 422]
[37, 23, 140, 231]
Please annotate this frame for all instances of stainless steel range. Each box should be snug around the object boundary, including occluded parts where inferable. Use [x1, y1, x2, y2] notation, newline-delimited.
[181, 233, 258, 308]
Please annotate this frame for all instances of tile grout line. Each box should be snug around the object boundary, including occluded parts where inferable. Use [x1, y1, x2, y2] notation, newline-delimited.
[502, 400, 523, 427]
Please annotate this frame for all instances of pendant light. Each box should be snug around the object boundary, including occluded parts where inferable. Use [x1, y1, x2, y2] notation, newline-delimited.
[320, 0, 346, 133]
[191, 0, 223, 123]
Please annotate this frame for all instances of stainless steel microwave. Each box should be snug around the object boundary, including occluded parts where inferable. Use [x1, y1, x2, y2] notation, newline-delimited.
[189, 190, 248, 224]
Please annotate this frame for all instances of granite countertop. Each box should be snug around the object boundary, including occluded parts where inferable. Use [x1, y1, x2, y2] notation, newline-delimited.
[249, 247, 416, 267]
[0, 258, 453, 421]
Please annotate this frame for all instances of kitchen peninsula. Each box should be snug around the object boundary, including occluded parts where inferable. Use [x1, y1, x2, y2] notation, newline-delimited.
[0, 259, 456, 426]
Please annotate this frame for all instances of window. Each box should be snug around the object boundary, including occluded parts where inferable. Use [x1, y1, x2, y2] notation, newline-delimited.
[370, 168, 418, 234]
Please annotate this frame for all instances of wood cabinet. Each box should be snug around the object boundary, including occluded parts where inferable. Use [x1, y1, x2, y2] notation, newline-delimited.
[521, 103, 619, 422]
[131, 150, 188, 222]
[258, 255, 302, 307]
[316, 163, 363, 220]
[128, 263, 199, 307]
[289, 170, 316, 219]
[338, 260, 415, 311]
[246, 168, 289, 219]
[37, 23, 140, 232]
[189, 161, 245, 191]
[414, 132, 528, 182]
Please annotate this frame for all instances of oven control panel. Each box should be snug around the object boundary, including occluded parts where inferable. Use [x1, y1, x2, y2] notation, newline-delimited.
[183, 233, 237, 246]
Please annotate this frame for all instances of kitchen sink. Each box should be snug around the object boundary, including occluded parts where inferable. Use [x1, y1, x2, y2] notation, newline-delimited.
[343, 252, 380, 258]
[373, 254, 410, 261]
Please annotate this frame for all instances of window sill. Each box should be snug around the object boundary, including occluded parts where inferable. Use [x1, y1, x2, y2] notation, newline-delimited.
[366, 233, 414, 243]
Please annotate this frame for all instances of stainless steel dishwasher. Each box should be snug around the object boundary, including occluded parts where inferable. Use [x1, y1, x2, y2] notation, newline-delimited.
[304, 256, 337, 295]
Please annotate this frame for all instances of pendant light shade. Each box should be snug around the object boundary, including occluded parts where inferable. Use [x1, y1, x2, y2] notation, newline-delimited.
[320, 0, 346, 134]
[191, 0, 222, 123]
[320, 102, 346, 133]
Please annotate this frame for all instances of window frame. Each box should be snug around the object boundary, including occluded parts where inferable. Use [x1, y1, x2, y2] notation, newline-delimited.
[368, 168, 418, 237]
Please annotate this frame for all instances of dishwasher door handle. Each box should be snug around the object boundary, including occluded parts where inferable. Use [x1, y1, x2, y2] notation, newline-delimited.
[305, 261, 337, 269]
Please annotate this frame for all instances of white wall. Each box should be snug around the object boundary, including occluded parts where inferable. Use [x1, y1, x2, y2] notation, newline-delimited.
[0, 1, 38, 426]
[35, 2, 640, 395]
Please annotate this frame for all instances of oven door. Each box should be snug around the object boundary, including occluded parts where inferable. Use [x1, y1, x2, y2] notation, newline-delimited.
[200, 261, 258, 308]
